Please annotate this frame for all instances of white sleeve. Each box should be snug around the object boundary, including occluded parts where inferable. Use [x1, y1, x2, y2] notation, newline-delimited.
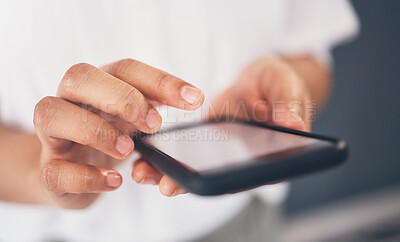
[276, 0, 360, 64]
[253, 0, 359, 205]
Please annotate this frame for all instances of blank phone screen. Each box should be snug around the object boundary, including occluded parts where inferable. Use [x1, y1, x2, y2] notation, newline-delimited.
[143, 122, 329, 172]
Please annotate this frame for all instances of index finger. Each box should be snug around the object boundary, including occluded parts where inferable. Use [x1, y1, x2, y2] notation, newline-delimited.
[103, 59, 205, 110]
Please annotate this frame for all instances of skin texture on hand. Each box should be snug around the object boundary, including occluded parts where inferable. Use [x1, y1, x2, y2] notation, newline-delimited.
[0, 55, 329, 207]
[210, 57, 311, 131]
[132, 55, 331, 197]
[32, 59, 204, 209]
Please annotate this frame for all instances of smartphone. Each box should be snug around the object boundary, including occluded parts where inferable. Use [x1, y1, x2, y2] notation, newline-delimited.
[133, 120, 348, 196]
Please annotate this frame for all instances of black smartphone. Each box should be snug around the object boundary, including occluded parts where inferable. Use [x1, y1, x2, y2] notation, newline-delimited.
[133, 120, 348, 196]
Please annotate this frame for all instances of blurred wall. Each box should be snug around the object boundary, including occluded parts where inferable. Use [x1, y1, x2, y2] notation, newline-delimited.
[286, 0, 400, 216]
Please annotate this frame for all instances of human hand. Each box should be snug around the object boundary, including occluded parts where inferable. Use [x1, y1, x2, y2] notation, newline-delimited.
[132, 57, 313, 197]
[210, 57, 312, 131]
[33, 59, 204, 209]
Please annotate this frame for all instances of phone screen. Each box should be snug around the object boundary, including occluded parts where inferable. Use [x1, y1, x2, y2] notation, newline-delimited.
[142, 122, 331, 172]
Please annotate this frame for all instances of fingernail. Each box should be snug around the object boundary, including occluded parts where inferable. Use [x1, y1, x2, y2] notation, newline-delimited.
[289, 108, 303, 122]
[181, 85, 203, 105]
[116, 135, 134, 156]
[107, 172, 122, 188]
[141, 177, 157, 185]
[173, 188, 186, 196]
[288, 109, 306, 131]
[146, 108, 161, 130]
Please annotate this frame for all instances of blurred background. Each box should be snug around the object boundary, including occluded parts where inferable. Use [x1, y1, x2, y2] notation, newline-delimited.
[283, 1, 400, 241]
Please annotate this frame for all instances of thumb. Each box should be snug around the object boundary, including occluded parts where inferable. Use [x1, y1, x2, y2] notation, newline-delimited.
[258, 62, 308, 131]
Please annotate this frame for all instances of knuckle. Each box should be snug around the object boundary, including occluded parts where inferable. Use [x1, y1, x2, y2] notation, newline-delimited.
[121, 87, 146, 122]
[59, 62, 95, 96]
[40, 162, 60, 192]
[84, 116, 106, 146]
[33, 96, 58, 130]
[82, 166, 96, 190]
[153, 72, 171, 93]
[110, 58, 139, 77]
[65, 63, 94, 79]
[83, 116, 118, 147]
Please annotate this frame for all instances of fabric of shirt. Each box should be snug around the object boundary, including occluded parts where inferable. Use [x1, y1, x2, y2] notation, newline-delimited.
[0, 0, 358, 241]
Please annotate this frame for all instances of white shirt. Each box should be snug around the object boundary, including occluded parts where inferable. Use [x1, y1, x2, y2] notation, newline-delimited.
[0, 0, 358, 241]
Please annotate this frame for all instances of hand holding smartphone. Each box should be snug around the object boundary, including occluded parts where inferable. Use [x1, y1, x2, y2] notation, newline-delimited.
[133, 121, 347, 195]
